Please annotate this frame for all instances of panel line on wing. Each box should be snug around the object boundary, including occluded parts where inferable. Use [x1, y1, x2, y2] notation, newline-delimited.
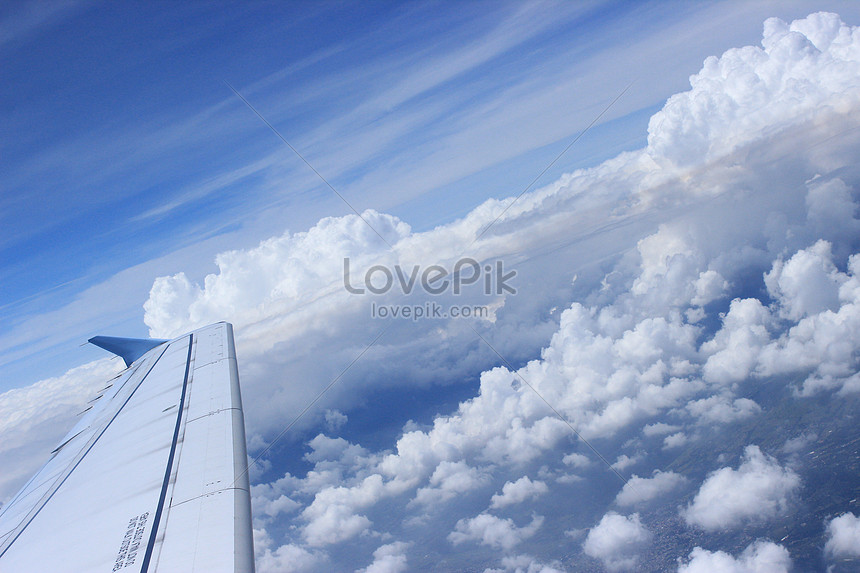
[139, 333, 195, 573]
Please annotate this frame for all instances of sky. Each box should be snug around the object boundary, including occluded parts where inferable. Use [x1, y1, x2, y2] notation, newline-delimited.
[3, 1, 860, 572]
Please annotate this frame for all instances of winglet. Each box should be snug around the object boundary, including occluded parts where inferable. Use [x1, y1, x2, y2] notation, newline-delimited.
[88, 335, 168, 367]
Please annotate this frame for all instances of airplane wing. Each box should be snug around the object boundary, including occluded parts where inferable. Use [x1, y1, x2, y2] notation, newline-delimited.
[0, 322, 255, 572]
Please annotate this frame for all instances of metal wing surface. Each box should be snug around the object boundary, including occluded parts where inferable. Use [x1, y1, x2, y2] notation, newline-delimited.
[0, 322, 254, 572]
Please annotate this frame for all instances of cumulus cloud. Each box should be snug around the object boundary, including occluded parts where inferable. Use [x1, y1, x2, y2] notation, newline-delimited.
[490, 476, 549, 509]
[765, 240, 846, 320]
[612, 454, 644, 472]
[614, 470, 687, 506]
[662, 431, 689, 449]
[300, 474, 391, 546]
[646, 11, 860, 170]
[582, 512, 651, 571]
[757, 248, 860, 396]
[448, 513, 544, 551]
[642, 422, 681, 437]
[677, 540, 792, 573]
[562, 452, 591, 468]
[683, 445, 800, 530]
[685, 395, 761, 425]
[411, 460, 489, 506]
[700, 242, 860, 396]
[254, 528, 326, 573]
[358, 541, 411, 573]
[824, 512, 860, 559]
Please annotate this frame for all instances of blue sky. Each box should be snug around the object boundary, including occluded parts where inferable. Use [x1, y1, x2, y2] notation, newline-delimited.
[4, 2, 860, 571]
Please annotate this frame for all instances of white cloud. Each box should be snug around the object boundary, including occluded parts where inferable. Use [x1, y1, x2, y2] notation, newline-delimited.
[254, 528, 326, 573]
[685, 395, 761, 425]
[662, 432, 689, 449]
[561, 452, 591, 468]
[757, 248, 860, 396]
[411, 460, 489, 507]
[764, 239, 845, 320]
[490, 476, 549, 509]
[677, 540, 792, 573]
[260, 494, 300, 518]
[683, 445, 800, 531]
[301, 474, 391, 546]
[583, 512, 651, 571]
[612, 454, 644, 472]
[359, 541, 411, 573]
[824, 512, 860, 559]
[700, 240, 860, 396]
[643, 422, 681, 437]
[701, 299, 773, 386]
[615, 470, 687, 506]
[448, 513, 543, 552]
[647, 11, 860, 170]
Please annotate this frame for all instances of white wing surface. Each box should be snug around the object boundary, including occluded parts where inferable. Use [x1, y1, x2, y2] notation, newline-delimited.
[0, 322, 255, 572]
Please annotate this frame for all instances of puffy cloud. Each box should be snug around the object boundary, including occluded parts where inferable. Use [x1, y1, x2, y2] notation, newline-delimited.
[824, 512, 860, 559]
[448, 513, 544, 552]
[614, 470, 687, 506]
[685, 395, 761, 425]
[582, 512, 651, 571]
[642, 422, 682, 437]
[561, 452, 591, 468]
[612, 453, 644, 472]
[647, 11, 860, 170]
[411, 460, 489, 506]
[300, 474, 391, 546]
[683, 445, 800, 531]
[358, 541, 411, 573]
[254, 528, 326, 573]
[662, 432, 689, 449]
[490, 476, 549, 509]
[764, 240, 845, 320]
[699, 240, 860, 396]
[677, 540, 792, 573]
[144, 210, 410, 339]
[756, 247, 860, 395]
[701, 299, 773, 386]
[259, 494, 301, 518]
